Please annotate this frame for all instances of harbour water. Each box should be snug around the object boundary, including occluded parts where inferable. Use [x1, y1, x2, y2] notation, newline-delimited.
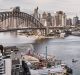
[34, 36, 80, 75]
[0, 32, 38, 46]
[0, 32, 80, 75]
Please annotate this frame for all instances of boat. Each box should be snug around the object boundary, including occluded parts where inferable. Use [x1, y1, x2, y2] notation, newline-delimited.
[72, 59, 78, 63]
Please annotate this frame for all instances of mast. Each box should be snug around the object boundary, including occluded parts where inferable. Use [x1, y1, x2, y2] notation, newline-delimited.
[46, 46, 47, 61]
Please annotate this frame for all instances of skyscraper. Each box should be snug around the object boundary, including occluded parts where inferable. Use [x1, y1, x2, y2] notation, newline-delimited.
[42, 12, 47, 19]
[33, 7, 39, 19]
[66, 18, 72, 26]
[46, 13, 52, 27]
[54, 11, 66, 27]
[41, 12, 47, 26]
[52, 16, 55, 27]
[42, 12, 52, 27]
[73, 16, 79, 25]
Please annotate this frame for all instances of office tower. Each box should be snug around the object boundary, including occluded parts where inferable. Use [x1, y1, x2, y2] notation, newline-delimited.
[66, 18, 72, 26]
[73, 16, 79, 25]
[54, 11, 66, 27]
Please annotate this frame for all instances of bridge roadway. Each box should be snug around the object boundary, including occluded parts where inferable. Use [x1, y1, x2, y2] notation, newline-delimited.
[0, 26, 76, 32]
[0, 27, 46, 32]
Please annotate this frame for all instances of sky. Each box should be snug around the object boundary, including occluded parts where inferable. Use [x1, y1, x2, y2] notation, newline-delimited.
[0, 0, 80, 17]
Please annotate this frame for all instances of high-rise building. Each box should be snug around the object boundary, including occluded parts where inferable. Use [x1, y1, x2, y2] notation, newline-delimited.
[42, 12, 52, 27]
[52, 16, 55, 27]
[33, 7, 39, 19]
[73, 16, 79, 25]
[78, 20, 80, 25]
[41, 12, 47, 26]
[54, 11, 66, 27]
[46, 13, 52, 27]
[42, 12, 47, 19]
[66, 18, 72, 26]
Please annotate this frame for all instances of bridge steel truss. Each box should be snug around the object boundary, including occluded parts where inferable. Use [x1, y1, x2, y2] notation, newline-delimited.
[0, 10, 46, 35]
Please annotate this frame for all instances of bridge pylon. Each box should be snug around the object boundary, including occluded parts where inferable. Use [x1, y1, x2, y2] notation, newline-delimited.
[45, 27, 49, 36]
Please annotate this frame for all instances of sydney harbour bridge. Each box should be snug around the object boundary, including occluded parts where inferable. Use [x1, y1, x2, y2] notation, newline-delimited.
[0, 7, 79, 36]
[0, 7, 47, 35]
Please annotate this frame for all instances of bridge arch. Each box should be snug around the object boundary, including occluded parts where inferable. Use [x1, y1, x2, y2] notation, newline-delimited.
[0, 7, 44, 29]
[0, 7, 46, 36]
